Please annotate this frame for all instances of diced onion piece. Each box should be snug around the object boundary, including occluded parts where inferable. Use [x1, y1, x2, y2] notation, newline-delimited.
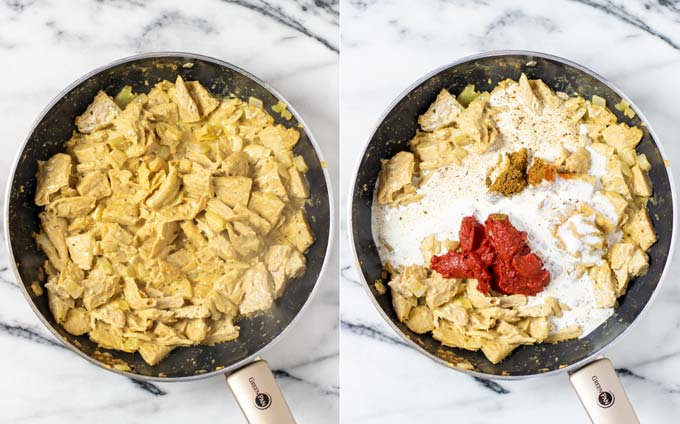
[453, 147, 468, 161]
[614, 99, 630, 111]
[114, 85, 136, 109]
[293, 155, 308, 173]
[109, 149, 128, 168]
[276, 151, 294, 168]
[457, 84, 480, 108]
[272, 101, 293, 120]
[195, 125, 218, 142]
[592, 95, 606, 107]
[637, 153, 651, 171]
[248, 96, 264, 109]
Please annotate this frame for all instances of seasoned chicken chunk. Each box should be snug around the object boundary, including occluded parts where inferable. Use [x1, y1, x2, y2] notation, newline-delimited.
[624, 208, 657, 250]
[529, 79, 562, 109]
[411, 130, 464, 170]
[48, 196, 96, 218]
[75, 91, 121, 134]
[146, 166, 181, 209]
[630, 165, 652, 197]
[391, 289, 416, 322]
[589, 262, 617, 308]
[33, 77, 312, 366]
[114, 98, 147, 145]
[454, 94, 497, 154]
[389, 265, 428, 298]
[254, 157, 289, 200]
[287, 166, 310, 199]
[423, 272, 460, 310]
[584, 102, 617, 140]
[185, 80, 220, 117]
[185, 319, 208, 343]
[602, 157, 632, 199]
[377, 151, 416, 205]
[66, 232, 95, 270]
[518, 74, 542, 114]
[182, 165, 213, 198]
[608, 242, 649, 296]
[81, 263, 121, 311]
[628, 247, 650, 277]
[602, 123, 643, 152]
[264, 244, 306, 296]
[138, 343, 174, 366]
[282, 210, 314, 253]
[222, 152, 251, 177]
[226, 221, 261, 256]
[258, 125, 300, 153]
[62, 307, 92, 336]
[234, 205, 272, 235]
[40, 211, 72, 267]
[239, 263, 274, 315]
[420, 234, 441, 264]
[406, 305, 435, 334]
[563, 147, 591, 174]
[480, 340, 518, 364]
[47, 289, 74, 323]
[433, 320, 481, 351]
[249, 191, 285, 225]
[76, 171, 111, 199]
[418, 89, 464, 131]
[172, 75, 201, 123]
[35, 154, 72, 206]
[204, 318, 240, 345]
[433, 302, 469, 326]
[243, 144, 272, 164]
[214, 176, 252, 208]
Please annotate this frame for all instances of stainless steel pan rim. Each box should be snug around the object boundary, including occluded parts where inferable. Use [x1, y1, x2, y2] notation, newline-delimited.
[347, 49, 677, 381]
[5, 51, 335, 383]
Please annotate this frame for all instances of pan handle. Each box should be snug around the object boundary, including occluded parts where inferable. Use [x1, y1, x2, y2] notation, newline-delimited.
[226, 359, 296, 424]
[569, 357, 639, 424]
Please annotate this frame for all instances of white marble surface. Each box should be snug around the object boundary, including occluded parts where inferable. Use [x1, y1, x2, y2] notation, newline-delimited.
[0, 0, 338, 423]
[340, 0, 680, 422]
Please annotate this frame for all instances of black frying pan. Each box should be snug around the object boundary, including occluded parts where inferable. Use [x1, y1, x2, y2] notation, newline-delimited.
[5, 52, 333, 423]
[348, 51, 676, 423]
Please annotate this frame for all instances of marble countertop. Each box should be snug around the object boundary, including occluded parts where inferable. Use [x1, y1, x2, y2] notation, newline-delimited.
[0, 0, 338, 423]
[340, 0, 680, 422]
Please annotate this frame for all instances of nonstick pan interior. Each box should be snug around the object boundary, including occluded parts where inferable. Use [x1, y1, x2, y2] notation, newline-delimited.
[350, 52, 674, 377]
[6, 53, 331, 380]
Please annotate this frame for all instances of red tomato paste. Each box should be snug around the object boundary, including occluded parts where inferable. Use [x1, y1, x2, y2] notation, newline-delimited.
[430, 214, 550, 296]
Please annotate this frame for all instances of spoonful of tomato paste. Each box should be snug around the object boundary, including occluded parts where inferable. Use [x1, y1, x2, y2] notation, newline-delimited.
[430, 214, 550, 296]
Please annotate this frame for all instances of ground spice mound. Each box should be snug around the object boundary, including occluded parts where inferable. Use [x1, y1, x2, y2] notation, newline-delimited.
[527, 157, 555, 185]
[487, 148, 528, 196]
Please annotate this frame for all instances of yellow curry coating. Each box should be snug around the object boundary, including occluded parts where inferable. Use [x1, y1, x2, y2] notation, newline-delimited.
[34, 76, 313, 366]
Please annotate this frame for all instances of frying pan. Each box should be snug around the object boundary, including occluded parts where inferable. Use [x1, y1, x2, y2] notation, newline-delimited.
[348, 51, 676, 423]
[5, 52, 333, 424]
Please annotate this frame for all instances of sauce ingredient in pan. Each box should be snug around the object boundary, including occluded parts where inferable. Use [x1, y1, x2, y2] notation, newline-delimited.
[431, 214, 550, 296]
[372, 75, 657, 364]
[33, 76, 314, 366]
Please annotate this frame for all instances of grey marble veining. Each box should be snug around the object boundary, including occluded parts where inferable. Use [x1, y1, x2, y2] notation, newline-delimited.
[0, 0, 338, 422]
[340, 0, 680, 422]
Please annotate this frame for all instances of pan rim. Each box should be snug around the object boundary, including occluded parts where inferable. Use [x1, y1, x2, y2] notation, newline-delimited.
[346, 49, 677, 381]
[4, 51, 335, 382]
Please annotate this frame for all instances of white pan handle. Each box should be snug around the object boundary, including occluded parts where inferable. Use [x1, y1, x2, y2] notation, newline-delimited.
[226, 359, 296, 424]
[569, 357, 639, 424]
